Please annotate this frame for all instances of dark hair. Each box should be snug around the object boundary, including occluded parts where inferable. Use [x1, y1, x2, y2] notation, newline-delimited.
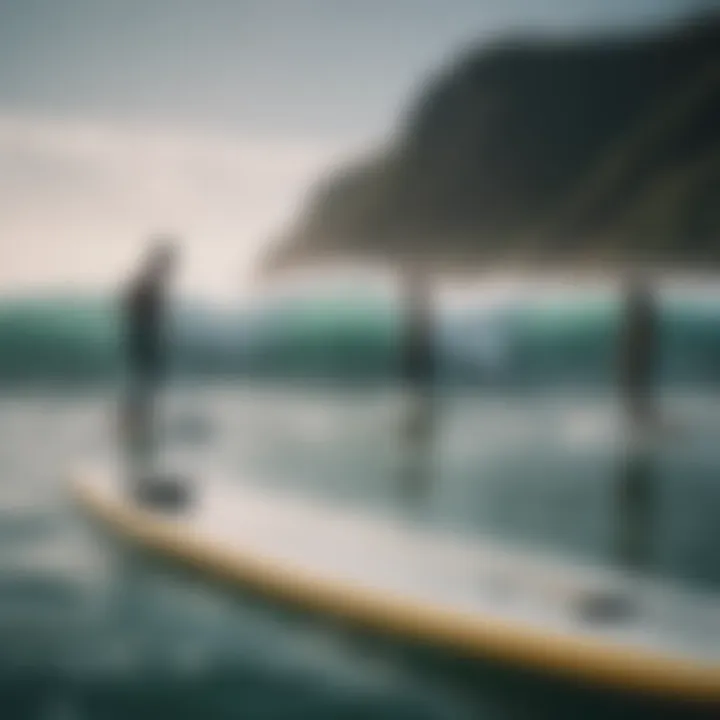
[144, 235, 178, 276]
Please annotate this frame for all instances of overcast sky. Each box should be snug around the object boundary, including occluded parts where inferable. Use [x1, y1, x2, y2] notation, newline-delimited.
[0, 0, 715, 297]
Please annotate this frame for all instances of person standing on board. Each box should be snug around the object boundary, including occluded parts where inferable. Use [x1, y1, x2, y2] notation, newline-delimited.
[400, 267, 436, 437]
[397, 266, 437, 501]
[617, 272, 659, 430]
[615, 272, 659, 585]
[122, 239, 177, 482]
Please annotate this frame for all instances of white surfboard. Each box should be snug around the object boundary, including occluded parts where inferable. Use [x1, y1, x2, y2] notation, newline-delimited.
[70, 465, 720, 705]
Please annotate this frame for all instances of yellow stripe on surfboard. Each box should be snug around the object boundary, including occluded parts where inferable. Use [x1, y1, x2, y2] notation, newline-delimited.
[70, 470, 720, 706]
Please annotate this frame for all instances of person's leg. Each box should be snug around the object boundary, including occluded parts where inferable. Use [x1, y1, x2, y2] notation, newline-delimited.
[138, 369, 159, 472]
[121, 369, 158, 497]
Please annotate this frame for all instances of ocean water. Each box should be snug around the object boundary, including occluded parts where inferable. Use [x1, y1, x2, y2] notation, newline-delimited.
[0, 382, 718, 719]
[2, 286, 720, 387]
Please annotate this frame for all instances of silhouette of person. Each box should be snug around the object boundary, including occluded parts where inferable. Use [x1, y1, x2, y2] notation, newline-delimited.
[401, 268, 435, 390]
[397, 268, 436, 503]
[122, 239, 177, 476]
[400, 268, 437, 440]
[618, 272, 659, 429]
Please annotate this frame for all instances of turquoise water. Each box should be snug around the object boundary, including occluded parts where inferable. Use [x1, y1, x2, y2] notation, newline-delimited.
[2, 288, 720, 387]
[0, 383, 718, 719]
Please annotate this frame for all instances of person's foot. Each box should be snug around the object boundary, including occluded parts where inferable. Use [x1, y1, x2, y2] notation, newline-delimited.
[133, 472, 193, 512]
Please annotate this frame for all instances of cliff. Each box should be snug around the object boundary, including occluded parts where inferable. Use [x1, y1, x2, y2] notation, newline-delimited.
[266, 15, 720, 273]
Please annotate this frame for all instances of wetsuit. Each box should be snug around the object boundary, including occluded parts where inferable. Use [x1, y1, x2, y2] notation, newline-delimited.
[123, 273, 167, 463]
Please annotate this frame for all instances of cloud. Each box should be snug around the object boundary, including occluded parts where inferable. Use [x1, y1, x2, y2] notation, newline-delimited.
[0, 115, 361, 297]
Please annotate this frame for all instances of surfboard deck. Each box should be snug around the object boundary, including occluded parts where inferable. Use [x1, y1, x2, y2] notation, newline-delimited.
[70, 465, 720, 705]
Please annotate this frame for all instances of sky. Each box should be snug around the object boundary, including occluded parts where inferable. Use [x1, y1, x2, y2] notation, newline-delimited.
[0, 0, 716, 298]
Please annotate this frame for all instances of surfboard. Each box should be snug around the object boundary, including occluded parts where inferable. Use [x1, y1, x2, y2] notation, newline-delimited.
[70, 465, 720, 705]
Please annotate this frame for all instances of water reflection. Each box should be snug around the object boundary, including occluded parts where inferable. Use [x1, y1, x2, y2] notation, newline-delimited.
[397, 389, 436, 509]
[615, 446, 656, 574]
